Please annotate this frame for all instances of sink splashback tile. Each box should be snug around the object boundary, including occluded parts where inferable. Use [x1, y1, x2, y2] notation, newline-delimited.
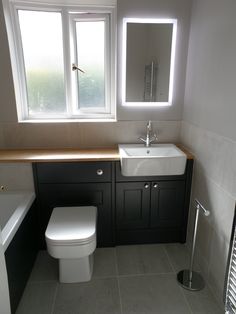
[0, 120, 181, 149]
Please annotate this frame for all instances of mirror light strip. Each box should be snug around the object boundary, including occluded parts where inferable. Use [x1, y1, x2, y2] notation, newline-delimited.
[121, 17, 177, 107]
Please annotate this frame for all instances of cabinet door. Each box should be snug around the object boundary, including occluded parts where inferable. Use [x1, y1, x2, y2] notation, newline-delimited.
[116, 182, 150, 229]
[150, 181, 185, 228]
[38, 183, 112, 248]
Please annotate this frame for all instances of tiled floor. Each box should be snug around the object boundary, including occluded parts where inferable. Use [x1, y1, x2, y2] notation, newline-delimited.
[16, 244, 223, 314]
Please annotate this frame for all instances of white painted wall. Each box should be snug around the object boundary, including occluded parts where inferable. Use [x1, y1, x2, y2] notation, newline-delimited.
[181, 0, 236, 304]
[183, 0, 236, 141]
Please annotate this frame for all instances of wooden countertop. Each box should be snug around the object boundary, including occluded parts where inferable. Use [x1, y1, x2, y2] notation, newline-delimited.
[176, 144, 194, 160]
[0, 148, 120, 162]
[0, 145, 193, 162]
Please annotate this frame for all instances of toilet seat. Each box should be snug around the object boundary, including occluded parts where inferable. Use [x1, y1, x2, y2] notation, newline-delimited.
[45, 206, 97, 282]
[45, 206, 97, 246]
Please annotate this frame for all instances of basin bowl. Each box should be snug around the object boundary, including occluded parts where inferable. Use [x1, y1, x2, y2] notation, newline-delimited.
[119, 144, 187, 176]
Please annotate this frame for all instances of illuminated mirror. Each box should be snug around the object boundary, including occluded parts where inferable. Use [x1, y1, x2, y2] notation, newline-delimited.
[122, 18, 177, 107]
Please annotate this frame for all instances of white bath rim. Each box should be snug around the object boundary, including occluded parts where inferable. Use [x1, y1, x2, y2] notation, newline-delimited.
[0, 191, 35, 252]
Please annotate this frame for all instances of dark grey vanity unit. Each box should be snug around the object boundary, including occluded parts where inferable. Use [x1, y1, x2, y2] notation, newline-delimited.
[33, 162, 114, 249]
[33, 159, 193, 248]
[115, 160, 193, 244]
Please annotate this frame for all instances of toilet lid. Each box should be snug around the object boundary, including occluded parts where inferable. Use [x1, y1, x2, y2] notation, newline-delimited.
[45, 206, 97, 245]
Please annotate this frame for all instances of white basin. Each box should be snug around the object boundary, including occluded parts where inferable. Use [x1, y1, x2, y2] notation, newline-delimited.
[119, 144, 187, 176]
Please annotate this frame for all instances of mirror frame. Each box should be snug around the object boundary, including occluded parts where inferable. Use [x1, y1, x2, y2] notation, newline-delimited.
[122, 18, 177, 107]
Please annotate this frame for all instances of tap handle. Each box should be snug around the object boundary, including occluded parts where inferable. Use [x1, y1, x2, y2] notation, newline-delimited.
[147, 121, 152, 130]
[139, 136, 146, 143]
[149, 134, 158, 143]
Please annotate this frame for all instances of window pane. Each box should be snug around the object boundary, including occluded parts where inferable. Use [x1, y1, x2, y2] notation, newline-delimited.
[75, 20, 105, 109]
[18, 10, 66, 115]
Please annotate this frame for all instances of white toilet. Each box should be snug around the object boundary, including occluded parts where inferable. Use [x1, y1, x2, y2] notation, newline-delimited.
[45, 206, 97, 283]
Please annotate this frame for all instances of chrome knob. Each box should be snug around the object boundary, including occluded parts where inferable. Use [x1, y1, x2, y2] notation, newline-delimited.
[153, 183, 158, 188]
[96, 169, 103, 176]
[144, 183, 149, 189]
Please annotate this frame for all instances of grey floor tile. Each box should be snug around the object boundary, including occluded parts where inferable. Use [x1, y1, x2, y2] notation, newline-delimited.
[164, 243, 200, 272]
[53, 278, 121, 314]
[183, 285, 223, 314]
[116, 244, 173, 276]
[16, 244, 223, 314]
[119, 273, 191, 314]
[16, 282, 58, 314]
[93, 248, 117, 278]
[29, 250, 58, 282]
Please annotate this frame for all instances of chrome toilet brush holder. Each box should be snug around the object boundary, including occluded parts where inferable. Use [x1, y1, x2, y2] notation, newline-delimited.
[177, 199, 210, 291]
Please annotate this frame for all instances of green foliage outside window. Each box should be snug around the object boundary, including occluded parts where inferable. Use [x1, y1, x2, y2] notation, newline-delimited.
[27, 68, 105, 114]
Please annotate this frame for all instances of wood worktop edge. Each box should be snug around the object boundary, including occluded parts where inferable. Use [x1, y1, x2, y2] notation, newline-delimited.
[0, 144, 194, 162]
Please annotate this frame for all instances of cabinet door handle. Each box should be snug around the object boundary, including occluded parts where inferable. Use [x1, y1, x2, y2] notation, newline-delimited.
[96, 169, 103, 176]
[153, 183, 158, 188]
[144, 183, 149, 189]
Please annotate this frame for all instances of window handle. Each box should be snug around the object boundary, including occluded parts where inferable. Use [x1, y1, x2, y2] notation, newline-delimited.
[72, 63, 85, 73]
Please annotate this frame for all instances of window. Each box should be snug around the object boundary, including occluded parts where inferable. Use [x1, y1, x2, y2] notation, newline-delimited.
[3, 0, 116, 121]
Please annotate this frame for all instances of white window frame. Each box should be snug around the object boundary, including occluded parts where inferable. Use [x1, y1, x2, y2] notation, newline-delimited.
[2, 0, 116, 122]
[69, 13, 111, 115]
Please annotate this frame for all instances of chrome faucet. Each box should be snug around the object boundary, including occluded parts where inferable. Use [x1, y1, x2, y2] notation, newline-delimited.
[139, 121, 158, 147]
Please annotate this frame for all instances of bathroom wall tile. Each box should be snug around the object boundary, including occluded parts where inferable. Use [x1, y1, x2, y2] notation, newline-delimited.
[0, 163, 34, 191]
[53, 278, 121, 314]
[29, 251, 58, 283]
[0, 124, 4, 148]
[181, 120, 236, 200]
[42, 120, 181, 148]
[71, 122, 117, 148]
[116, 244, 173, 276]
[16, 282, 58, 314]
[2, 122, 73, 148]
[185, 200, 211, 281]
[208, 230, 229, 302]
[93, 248, 117, 278]
[114, 120, 181, 144]
[119, 274, 191, 314]
[181, 120, 235, 304]
[195, 214, 213, 271]
[222, 141, 236, 197]
[192, 167, 235, 244]
[0, 120, 181, 149]
[181, 120, 236, 244]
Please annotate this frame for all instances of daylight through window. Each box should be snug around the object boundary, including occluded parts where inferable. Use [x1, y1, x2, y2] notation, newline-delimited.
[3, 2, 116, 121]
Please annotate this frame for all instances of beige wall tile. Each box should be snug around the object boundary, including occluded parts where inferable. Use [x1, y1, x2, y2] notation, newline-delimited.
[0, 163, 34, 191]
[0, 120, 181, 149]
[208, 230, 229, 300]
[0, 124, 4, 148]
[181, 120, 235, 301]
